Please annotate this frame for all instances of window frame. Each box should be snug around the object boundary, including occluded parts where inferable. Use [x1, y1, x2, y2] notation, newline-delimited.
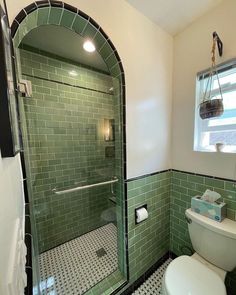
[194, 58, 236, 153]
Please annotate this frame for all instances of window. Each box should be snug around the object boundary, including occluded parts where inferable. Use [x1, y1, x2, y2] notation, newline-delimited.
[194, 59, 236, 153]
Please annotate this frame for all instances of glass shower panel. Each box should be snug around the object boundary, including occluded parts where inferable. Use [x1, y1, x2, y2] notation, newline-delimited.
[20, 46, 116, 252]
[19, 43, 125, 294]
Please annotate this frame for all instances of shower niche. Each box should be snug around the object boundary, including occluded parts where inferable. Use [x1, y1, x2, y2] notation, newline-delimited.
[12, 3, 127, 294]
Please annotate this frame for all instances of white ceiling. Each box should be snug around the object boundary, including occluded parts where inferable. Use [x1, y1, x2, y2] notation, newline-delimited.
[126, 0, 224, 35]
[22, 25, 109, 73]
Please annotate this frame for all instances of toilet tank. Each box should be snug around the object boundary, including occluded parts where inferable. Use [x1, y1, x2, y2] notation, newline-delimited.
[185, 208, 236, 271]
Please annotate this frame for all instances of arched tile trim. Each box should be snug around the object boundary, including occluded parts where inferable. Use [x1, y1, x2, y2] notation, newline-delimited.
[11, 1, 124, 82]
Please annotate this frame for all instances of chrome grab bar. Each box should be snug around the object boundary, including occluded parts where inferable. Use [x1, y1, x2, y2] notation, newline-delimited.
[52, 177, 119, 195]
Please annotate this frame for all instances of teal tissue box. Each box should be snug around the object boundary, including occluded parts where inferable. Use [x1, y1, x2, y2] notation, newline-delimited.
[191, 196, 226, 222]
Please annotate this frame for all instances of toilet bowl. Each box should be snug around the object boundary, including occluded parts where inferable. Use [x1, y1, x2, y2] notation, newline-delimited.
[162, 208, 236, 295]
[162, 255, 226, 295]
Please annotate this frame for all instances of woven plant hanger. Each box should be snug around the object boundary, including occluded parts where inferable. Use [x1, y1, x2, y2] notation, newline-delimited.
[202, 36, 223, 103]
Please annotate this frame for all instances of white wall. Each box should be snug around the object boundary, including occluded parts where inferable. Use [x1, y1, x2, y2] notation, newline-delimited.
[6, 0, 173, 179]
[0, 153, 24, 294]
[172, 0, 236, 180]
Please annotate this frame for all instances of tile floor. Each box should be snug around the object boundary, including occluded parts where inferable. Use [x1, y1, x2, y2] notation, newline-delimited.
[39, 223, 118, 295]
[132, 258, 172, 295]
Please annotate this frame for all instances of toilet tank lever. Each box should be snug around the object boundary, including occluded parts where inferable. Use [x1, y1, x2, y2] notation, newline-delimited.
[185, 215, 192, 224]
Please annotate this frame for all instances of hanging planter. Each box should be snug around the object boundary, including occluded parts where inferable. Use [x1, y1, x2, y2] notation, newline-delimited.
[199, 98, 224, 119]
[199, 32, 224, 120]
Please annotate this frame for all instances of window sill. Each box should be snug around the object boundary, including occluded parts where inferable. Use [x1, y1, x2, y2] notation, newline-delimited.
[194, 146, 236, 154]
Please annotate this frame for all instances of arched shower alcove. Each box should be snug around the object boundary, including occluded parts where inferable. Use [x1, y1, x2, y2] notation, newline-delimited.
[11, 2, 127, 294]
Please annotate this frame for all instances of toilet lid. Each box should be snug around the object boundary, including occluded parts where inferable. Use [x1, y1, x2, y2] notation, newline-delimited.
[164, 256, 226, 295]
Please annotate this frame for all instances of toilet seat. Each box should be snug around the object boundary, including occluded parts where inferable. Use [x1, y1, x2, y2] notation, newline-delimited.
[163, 255, 227, 295]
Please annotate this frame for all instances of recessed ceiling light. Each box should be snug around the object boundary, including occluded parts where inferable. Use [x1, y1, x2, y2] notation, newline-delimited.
[83, 40, 96, 53]
[69, 70, 78, 77]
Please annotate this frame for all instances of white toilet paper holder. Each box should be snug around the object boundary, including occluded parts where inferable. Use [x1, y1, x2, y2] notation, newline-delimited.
[135, 204, 147, 224]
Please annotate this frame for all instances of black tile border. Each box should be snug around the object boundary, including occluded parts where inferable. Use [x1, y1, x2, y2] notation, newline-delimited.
[120, 252, 173, 295]
[25, 203, 30, 215]
[35, 0, 50, 8]
[124, 182, 129, 280]
[77, 9, 89, 21]
[25, 266, 33, 295]
[25, 233, 32, 267]
[25, 214, 31, 234]
[125, 169, 170, 183]
[20, 151, 26, 178]
[64, 2, 77, 14]
[24, 2, 37, 14]
[125, 168, 236, 184]
[172, 169, 236, 183]
[20, 151, 30, 203]
[98, 26, 109, 41]
[0, 5, 21, 157]
[23, 179, 29, 203]
[88, 17, 100, 29]
[169, 251, 177, 259]
[15, 9, 27, 24]
[50, 0, 64, 8]
[24, 203, 32, 295]
[11, 19, 19, 38]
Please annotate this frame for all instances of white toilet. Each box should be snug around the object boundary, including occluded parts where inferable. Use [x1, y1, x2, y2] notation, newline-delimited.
[162, 208, 236, 295]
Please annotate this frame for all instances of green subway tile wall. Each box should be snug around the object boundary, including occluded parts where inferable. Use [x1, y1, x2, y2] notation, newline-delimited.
[20, 47, 122, 253]
[120, 169, 236, 293]
[170, 170, 236, 256]
[127, 171, 171, 282]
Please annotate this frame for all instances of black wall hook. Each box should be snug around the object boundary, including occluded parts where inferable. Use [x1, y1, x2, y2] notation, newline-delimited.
[213, 31, 223, 57]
